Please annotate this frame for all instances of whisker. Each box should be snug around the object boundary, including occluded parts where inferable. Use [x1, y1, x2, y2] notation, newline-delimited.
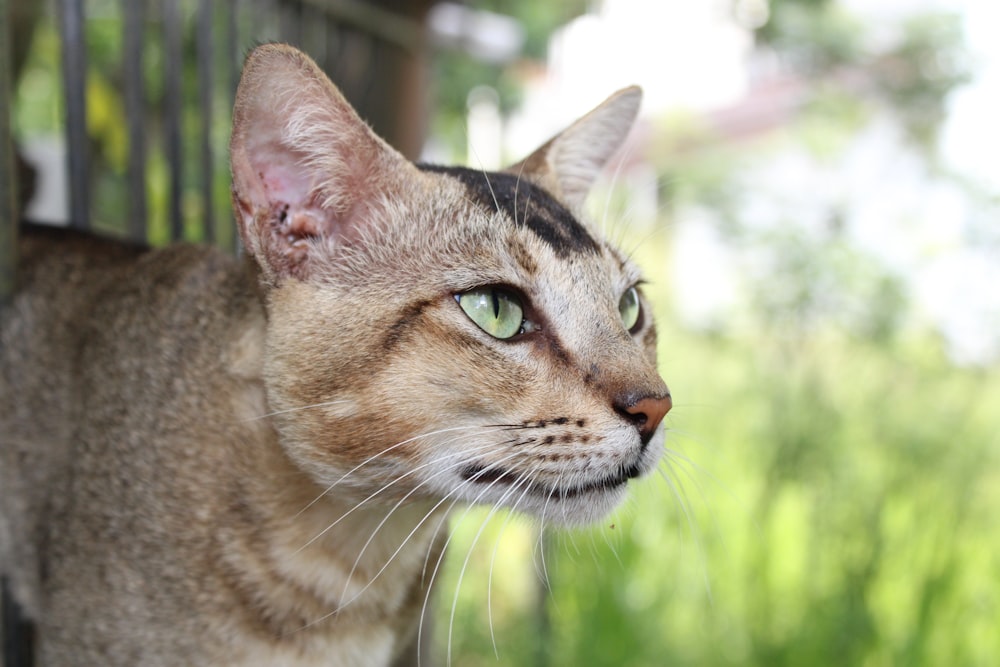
[446, 465, 540, 667]
[335, 447, 530, 612]
[294, 435, 504, 553]
[480, 162, 504, 213]
[417, 456, 536, 666]
[298, 446, 534, 640]
[534, 483, 560, 591]
[295, 450, 511, 636]
[599, 141, 635, 240]
[294, 425, 494, 518]
[656, 457, 714, 603]
[239, 399, 351, 422]
[484, 483, 534, 659]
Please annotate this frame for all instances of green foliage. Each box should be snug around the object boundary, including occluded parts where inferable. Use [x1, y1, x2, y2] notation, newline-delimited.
[755, 0, 863, 72]
[872, 12, 972, 151]
[755, 1, 971, 157]
[742, 225, 909, 343]
[429, 55, 522, 157]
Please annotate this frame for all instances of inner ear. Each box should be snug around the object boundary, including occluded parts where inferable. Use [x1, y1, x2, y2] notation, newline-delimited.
[229, 44, 412, 284]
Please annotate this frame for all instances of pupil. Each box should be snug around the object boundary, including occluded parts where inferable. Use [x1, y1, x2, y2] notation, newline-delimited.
[491, 291, 501, 318]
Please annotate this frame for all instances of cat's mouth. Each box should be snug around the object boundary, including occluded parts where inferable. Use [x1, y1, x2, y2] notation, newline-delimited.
[459, 461, 643, 500]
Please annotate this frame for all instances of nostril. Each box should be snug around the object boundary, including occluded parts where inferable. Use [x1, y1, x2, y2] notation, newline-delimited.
[615, 404, 647, 428]
[614, 393, 672, 443]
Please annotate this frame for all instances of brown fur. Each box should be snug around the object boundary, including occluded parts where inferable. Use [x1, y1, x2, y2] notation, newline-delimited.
[0, 44, 670, 666]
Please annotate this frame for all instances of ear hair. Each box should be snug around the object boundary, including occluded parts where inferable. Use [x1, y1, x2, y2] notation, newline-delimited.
[229, 43, 412, 285]
[507, 87, 642, 212]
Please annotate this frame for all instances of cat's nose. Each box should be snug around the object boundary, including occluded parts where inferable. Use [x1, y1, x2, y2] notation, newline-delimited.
[615, 392, 672, 444]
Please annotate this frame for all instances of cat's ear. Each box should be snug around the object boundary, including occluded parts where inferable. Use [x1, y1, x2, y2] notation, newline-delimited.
[507, 86, 642, 212]
[230, 43, 411, 284]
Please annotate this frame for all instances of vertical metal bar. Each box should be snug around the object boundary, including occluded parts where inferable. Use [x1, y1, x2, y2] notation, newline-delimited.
[228, 0, 240, 97]
[163, 0, 183, 240]
[197, 0, 214, 243]
[0, 0, 17, 302]
[227, 0, 242, 252]
[58, 0, 90, 229]
[123, 0, 146, 241]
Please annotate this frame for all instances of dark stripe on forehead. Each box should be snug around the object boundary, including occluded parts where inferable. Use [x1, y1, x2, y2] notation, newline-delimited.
[419, 165, 599, 257]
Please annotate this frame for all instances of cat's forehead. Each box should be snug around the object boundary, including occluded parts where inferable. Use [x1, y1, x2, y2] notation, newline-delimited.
[419, 165, 602, 260]
[336, 164, 639, 294]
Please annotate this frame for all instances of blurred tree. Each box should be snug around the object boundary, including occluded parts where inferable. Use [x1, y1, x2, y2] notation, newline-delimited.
[754, 0, 970, 155]
[428, 0, 588, 156]
[647, 1, 971, 346]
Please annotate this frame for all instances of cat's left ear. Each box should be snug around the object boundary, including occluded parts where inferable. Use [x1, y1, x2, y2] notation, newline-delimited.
[229, 44, 416, 285]
[507, 86, 642, 212]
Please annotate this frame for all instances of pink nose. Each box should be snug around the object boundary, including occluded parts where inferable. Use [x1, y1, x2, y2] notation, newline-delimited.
[618, 393, 672, 443]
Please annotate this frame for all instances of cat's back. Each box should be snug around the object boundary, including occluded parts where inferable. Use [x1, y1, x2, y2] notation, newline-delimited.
[1, 223, 235, 426]
[1, 224, 150, 485]
[0, 224, 255, 618]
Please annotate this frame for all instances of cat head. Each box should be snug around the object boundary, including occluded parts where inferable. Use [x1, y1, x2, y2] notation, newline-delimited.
[230, 44, 671, 526]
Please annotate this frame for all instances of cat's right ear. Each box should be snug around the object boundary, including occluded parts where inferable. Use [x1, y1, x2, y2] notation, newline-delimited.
[507, 87, 642, 213]
[230, 44, 411, 285]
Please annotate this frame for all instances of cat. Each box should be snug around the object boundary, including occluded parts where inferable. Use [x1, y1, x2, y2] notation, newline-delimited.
[0, 43, 671, 666]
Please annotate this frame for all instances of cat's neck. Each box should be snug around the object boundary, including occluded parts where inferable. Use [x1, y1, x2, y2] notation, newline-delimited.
[211, 411, 446, 647]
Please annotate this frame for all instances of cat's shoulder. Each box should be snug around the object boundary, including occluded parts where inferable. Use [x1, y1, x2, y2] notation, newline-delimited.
[13, 222, 249, 305]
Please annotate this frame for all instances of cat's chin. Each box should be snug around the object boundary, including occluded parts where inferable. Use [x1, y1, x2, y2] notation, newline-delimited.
[456, 458, 654, 528]
[522, 483, 631, 528]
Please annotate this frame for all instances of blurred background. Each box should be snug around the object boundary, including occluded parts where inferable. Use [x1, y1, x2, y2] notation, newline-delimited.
[3, 0, 999, 665]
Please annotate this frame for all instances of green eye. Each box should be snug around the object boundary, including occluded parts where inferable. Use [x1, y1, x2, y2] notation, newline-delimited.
[458, 288, 524, 339]
[619, 286, 641, 331]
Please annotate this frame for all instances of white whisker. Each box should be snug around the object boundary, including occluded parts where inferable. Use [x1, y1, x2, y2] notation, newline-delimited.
[334, 446, 531, 613]
[417, 455, 538, 667]
[239, 399, 351, 422]
[294, 434, 507, 555]
[446, 465, 541, 667]
[294, 446, 518, 636]
[295, 425, 488, 517]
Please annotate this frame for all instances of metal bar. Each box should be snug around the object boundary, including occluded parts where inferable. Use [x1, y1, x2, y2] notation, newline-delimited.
[197, 0, 214, 243]
[58, 0, 90, 229]
[163, 0, 183, 240]
[123, 0, 146, 241]
[0, 0, 17, 302]
[227, 0, 243, 252]
[228, 0, 240, 97]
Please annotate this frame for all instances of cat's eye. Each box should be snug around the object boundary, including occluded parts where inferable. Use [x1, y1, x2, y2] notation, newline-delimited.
[457, 288, 524, 339]
[619, 286, 642, 332]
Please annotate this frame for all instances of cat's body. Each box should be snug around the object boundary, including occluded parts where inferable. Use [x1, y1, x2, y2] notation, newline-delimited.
[2, 225, 437, 665]
[0, 45, 670, 666]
